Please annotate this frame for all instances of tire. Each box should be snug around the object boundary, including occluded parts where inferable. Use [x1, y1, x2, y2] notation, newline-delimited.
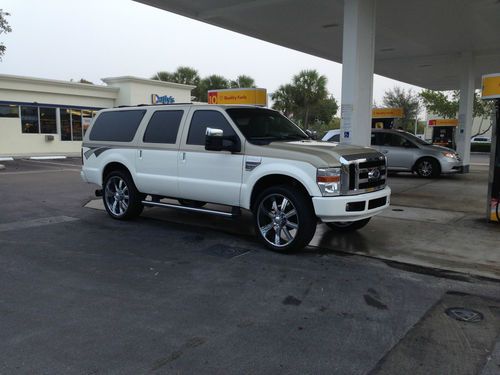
[103, 170, 144, 220]
[178, 199, 207, 208]
[415, 157, 440, 178]
[326, 218, 371, 232]
[253, 185, 317, 253]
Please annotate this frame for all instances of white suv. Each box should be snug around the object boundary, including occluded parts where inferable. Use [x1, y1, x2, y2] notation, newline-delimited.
[81, 104, 390, 252]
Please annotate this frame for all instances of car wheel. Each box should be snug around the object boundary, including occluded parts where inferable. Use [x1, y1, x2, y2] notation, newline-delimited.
[178, 199, 207, 208]
[254, 185, 317, 253]
[415, 158, 440, 178]
[103, 170, 144, 220]
[326, 218, 371, 232]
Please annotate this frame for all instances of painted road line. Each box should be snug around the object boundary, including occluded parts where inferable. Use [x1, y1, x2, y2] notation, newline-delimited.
[0, 216, 79, 233]
[29, 156, 67, 160]
[25, 159, 82, 167]
[0, 157, 14, 161]
[0, 169, 80, 175]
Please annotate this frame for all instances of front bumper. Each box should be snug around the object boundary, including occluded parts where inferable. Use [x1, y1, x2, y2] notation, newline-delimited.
[439, 157, 462, 174]
[312, 186, 391, 222]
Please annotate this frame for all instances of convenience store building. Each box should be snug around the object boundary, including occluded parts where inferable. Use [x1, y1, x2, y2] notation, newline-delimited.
[0, 74, 194, 158]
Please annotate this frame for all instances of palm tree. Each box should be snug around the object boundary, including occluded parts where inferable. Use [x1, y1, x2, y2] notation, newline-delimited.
[230, 75, 256, 88]
[271, 84, 297, 118]
[151, 71, 175, 82]
[292, 70, 328, 130]
[198, 75, 230, 102]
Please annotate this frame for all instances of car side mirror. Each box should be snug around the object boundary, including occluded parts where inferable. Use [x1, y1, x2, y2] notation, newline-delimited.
[305, 129, 318, 140]
[205, 127, 241, 153]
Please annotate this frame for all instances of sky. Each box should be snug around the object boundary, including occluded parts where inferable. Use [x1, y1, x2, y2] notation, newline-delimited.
[0, 0, 421, 105]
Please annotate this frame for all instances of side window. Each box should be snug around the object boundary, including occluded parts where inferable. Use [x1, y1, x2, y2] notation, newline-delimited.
[331, 134, 340, 142]
[89, 110, 146, 142]
[187, 110, 236, 145]
[371, 133, 384, 146]
[143, 110, 183, 144]
[390, 134, 414, 148]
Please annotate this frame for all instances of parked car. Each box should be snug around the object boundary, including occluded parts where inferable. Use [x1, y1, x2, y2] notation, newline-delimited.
[471, 136, 491, 143]
[323, 128, 461, 177]
[81, 104, 391, 252]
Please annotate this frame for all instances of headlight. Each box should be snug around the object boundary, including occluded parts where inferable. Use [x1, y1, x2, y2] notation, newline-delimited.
[442, 151, 457, 159]
[317, 167, 341, 196]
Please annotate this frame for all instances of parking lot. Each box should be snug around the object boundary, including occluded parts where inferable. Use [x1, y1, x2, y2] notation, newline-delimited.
[1, 157, 500, 374]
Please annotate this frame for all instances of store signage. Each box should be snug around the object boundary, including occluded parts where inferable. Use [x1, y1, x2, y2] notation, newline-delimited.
[208, 88, 267, 106]
[482, 74, 500, 100]
[152, 94, 175, 105]
[372, 108, 404, 119]
[428, 119, 458, 127]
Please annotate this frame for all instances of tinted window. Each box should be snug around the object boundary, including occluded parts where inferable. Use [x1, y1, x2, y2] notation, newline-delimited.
[89, 110, 146, 142]
[21, 106, 39, 133]
[187, 110, 236, 145]
[39, 107, 57, 134]
[0, 104, 19, 118]
[226, 108, 307, 145]
[371, 133, 384, 146]
[143, 110, 183, 144]
[330, 134, 340, 142]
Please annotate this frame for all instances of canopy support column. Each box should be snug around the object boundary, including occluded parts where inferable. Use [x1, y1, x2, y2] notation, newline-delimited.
[456, 53, 475, 173]
[340, 0, 376, 147]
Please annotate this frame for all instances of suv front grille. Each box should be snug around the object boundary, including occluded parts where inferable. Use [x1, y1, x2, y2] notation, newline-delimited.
[340, 153, 387, 195]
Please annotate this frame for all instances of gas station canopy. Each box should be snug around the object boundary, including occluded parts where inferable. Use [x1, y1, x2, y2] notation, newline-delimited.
[136, 0, 500, 91]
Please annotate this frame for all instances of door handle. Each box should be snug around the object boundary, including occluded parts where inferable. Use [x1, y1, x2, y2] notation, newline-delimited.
[180, 152, 186, 161]
[139, 149, 142, 158]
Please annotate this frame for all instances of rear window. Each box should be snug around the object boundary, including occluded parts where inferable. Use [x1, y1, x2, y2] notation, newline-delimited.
[89, 110, 146, 142]
[143, 110, 183, 144]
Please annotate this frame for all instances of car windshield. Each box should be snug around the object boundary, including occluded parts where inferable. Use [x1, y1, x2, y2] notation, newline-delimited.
[226, 108, 309, 145]
[400, 131, 432, 146]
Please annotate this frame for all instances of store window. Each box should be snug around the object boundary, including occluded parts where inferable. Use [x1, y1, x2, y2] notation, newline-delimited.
[39, 107, 57, 134]
[0, 104, 19, 118]
[61, 108, 72, 141]
[72, 109, 83, 141]
[21, 106, 39, 133]
[82, 109, 93, 135]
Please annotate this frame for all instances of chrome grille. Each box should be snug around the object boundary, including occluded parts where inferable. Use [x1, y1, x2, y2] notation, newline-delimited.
[340, 153, 386, 195]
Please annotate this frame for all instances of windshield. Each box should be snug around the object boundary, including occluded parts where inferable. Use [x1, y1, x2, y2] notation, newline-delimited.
[226, 108, 308, 145]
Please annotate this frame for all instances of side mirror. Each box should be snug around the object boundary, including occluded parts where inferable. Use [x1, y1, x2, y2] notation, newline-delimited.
[305, 129, 318, 140]
[205, 127, 241, 153]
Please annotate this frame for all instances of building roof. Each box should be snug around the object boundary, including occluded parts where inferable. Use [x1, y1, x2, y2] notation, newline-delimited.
[135, 0, 500, 90]
[102, 76, 196, 90]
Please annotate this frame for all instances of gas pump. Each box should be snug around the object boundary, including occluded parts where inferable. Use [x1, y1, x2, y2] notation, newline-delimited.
[427, 119, 458, 149]
[371, 108, 404, 129]
[481, 73, 500, 223]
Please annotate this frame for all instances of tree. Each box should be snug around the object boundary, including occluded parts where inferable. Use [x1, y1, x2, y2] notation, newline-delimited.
[271, 70, 337, 131]
[271, 84, 297, 118]
[230, 75, 256, 88]
[420, 89, 493, 119]
[0, 9, 12, 61]
[197, 74, 230, 102]
[382, 87, 420, 131]
[420, 89, 495, 137]
[151, 71, 176, 82]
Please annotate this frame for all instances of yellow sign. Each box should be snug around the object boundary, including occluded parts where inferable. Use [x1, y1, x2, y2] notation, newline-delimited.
[372, 108, 404, 119]
[482, 74, 500, 100]
[428, 119, 458, 127]
[208, 88, 267, 106]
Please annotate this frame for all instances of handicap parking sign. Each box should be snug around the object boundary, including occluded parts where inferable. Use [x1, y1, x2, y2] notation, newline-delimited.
[344, 131, 350, 138]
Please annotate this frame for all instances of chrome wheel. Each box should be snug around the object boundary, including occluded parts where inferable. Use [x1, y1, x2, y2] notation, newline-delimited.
[257, 193, 299, 248]
[104, 176, 129, 217]
[418, 160, 433, 177]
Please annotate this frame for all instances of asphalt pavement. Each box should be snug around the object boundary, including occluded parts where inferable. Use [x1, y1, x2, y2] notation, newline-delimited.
[0, 158, 499, 375]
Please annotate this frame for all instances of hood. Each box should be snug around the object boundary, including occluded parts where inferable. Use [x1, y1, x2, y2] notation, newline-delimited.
[245, 140, 383, 168]
[421, 143, 456, 153]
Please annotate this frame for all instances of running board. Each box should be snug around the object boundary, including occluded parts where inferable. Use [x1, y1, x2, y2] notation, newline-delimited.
[141, 200, 240, 217]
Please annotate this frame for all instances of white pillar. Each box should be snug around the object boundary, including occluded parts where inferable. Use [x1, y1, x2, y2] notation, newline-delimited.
[456, 53, 475, 172]
[340, 0, 376, 146]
